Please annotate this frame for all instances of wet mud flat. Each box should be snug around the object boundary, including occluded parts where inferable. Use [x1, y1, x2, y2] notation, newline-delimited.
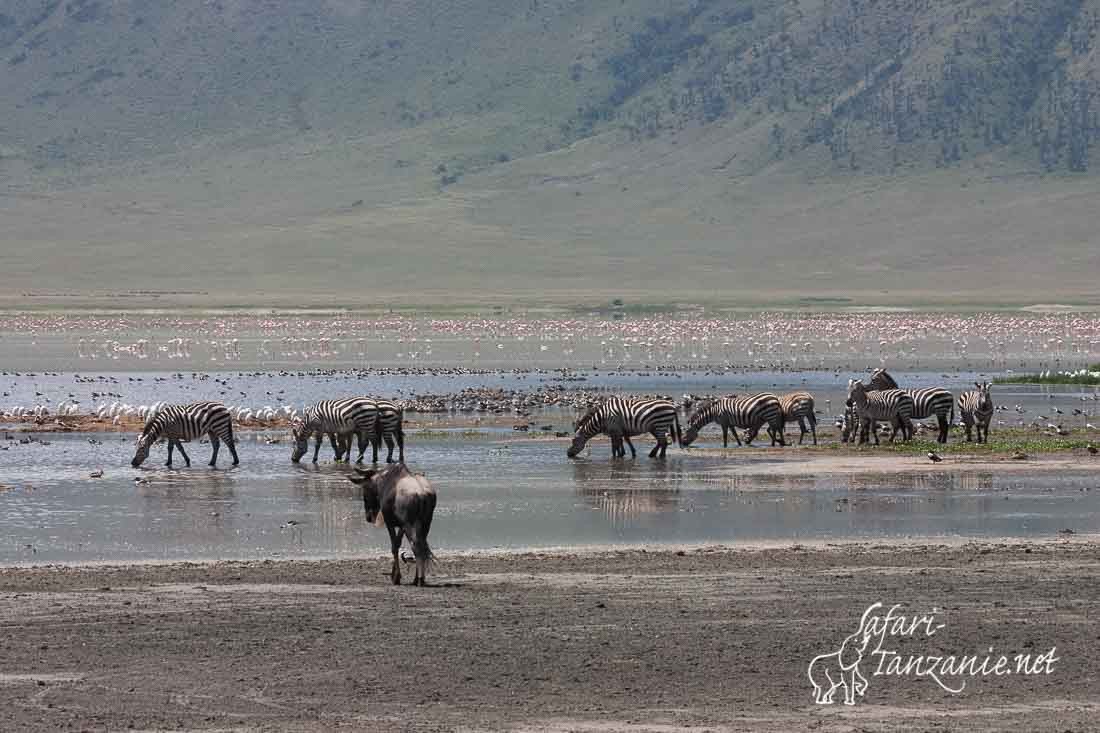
[1, 541, 1098, 732]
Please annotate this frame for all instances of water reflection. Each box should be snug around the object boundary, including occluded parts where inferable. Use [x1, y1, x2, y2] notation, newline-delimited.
[2, 434, 1099, 563]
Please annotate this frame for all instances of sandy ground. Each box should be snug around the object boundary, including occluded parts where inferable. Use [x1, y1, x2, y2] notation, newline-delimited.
[1, 542, 1098, 732]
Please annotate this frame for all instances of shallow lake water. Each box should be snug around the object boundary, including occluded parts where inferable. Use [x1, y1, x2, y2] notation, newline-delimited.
[2, 311, 1099, 564]
[2, 431, 1099, 564]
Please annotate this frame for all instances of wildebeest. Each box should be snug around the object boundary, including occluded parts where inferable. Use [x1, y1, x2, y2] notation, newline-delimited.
[348, 463, 436, 586]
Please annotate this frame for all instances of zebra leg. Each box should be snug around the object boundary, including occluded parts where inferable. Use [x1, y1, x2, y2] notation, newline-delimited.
[176, 440, 191, 467]
[165, 439, 175, 467]
[371, 432, 381, 463]
[649, 431, 667, 459]
[328, 432, 345, 461]
[395, 429, 405, 463]
[312, 433, 324, 463]
[623, 435, 636, 458]
[937, 414, 949, 444]
[963, 419, 973, 443]
[721, 425, 729, 448]
[208, 436, 220, 467]
[610, 435, 623, 457]
[384, 433, 396, 463]
[809, 413, 818, 446]
[226, 436, 240, 466]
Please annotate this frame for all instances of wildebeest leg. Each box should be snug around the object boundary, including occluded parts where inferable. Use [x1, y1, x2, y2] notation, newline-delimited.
[623, 435, 636, 458]
[165, 440, 175, 467]
[385, 524, 404, 585]
[208, 436, 220, 467]
[312, 433, 324, 463]
[176, 440, 192, 467]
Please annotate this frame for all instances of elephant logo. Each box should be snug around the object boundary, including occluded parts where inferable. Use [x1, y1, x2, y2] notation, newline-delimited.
[807, 602, 881, 705]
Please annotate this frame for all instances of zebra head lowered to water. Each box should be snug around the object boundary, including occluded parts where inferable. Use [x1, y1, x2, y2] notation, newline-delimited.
[131, 401, 239, 468]
[567, 396, 681, 459]
[290, 398, 378, 463]
[680, 393, 786, 448]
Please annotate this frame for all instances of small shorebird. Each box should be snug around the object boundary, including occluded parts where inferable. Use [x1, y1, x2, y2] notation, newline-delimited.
[1088, 444, 1098, 455]
[89, 469, 103, 478]
[927, 451, 943, 463]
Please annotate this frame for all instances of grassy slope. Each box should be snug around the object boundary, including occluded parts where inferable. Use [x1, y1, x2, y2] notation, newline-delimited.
[1, 0, 1099, 307]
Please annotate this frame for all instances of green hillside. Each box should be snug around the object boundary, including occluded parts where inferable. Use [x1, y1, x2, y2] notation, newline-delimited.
[1, 0, 1098, 307]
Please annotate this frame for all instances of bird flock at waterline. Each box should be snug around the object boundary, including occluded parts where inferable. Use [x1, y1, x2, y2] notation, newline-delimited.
[12, 367, 1090, 470]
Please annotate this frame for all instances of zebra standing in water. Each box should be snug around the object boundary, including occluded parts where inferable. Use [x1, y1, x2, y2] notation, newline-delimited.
[779, 391, 817, 445]
[346, 398, 406, 464]
[868, 368, 955, 443]
[958, 382, 994, 443]
[846, 380, 915, 445]
[680, 393, 786, 447]
[131, 401, 239, 468]
[292, 398, 378, 463]
[567, 397, 681, 459]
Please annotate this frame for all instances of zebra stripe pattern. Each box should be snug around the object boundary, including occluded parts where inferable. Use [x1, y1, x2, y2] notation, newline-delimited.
[846, 380, 915, 445]
[131, 401, 238, 468]
[958, 382, 994, 443]
[840, 400, 861, 443]
[681, 393, 786, 447]
[292, 398, 378, 463]
[779, 391, 817, 445]
[348, 398, 406, 464]
[567, 397, 681, 459]
[869, 369, 955, 443]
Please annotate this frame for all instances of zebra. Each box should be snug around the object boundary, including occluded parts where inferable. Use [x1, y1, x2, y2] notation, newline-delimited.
[680, 393, 786, 448]
[840, 399, 861, 443]
[292, 398, 378, 463]
[779, 391, 817, 445]
[567, 397, 681, 459]
[868, 368, 955, 443]
[131, 401, 239, 468]
[344, 398, 406, 464]
[846, 380, 915, 445]
[958, 381, 994, 443]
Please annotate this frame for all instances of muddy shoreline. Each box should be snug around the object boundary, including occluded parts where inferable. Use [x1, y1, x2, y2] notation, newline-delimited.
[1, 541, 1097, 731]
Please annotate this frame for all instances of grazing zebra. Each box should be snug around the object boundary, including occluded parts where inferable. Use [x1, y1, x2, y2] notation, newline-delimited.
[131, 401, 239, 468]
[345, 398, 406, 464]
[868, 368, 955, 443]
[958, 382, 994, 443]
[292, 398, 378, 463]
[840, 399, 861, 443]
[779, 391, 817, 445]
[567, 397, 681, 459]
[680, 393, 786, 448]
[846, 380, 915, 445]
